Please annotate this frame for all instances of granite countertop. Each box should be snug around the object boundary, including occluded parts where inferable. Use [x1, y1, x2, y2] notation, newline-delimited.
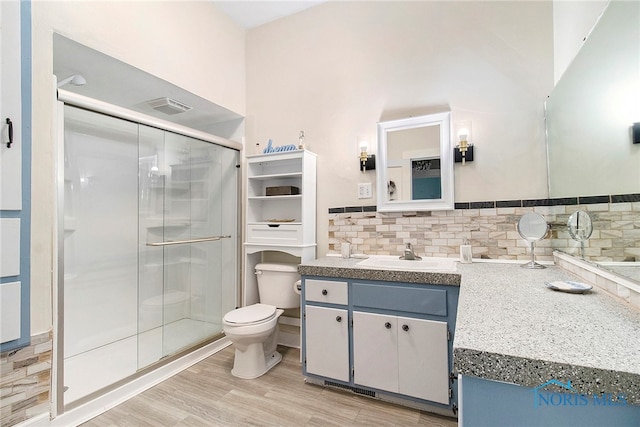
[298, 256, 461, 286]
[455, 262, 640, 404]
[298, 257, 640, 404]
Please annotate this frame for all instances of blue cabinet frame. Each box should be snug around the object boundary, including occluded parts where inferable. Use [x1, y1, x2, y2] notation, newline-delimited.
[301, 275, 460, 417]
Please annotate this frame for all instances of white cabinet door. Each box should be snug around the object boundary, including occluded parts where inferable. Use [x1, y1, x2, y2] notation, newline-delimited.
[0, 218, 20, 277]
[353, 312, 450, 404]
[397, 316, 449, 404]
[353, 311, 398, 392]
[0, 281, 21, 342]
[305, 305, 349, 382]
[0, 0, 22, 210]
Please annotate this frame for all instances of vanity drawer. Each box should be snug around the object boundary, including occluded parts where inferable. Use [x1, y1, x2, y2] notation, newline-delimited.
[352, 282, 447, 317]
[305, 279, 348, 305]
[247, 223, 302, 245]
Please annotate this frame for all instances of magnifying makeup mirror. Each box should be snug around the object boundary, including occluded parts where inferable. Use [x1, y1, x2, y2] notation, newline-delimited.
[568, 210, 593, 259]
[517, 212, 549, 269]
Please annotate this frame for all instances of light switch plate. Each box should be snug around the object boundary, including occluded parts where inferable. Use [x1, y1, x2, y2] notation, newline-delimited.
[357, 183, 372, 199]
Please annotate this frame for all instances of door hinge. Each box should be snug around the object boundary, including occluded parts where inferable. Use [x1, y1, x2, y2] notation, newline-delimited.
[449, 372, 457, 384]
[352, 367, 355, 378]
[452, 403, 458, 415]
[447, 328, 452, 341]
[449, 388, 453, 399]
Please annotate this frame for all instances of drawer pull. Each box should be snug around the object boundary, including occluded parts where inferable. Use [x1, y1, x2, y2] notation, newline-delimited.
[336, 315, 342, 323]
[402, 324, 410, 332]
[267, 224, 281, 228]
[322, 289, 328, 296]
[385, 322, 392, 329]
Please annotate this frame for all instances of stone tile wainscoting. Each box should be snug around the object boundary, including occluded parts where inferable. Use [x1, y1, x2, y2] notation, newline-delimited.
[328, 195, 640, 262]
[555, 251, 640, 310]
[0, 331, 52, 427]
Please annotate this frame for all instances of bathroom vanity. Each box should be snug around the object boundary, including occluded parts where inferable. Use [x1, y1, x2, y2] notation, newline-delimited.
[300, 256, 640, 425]
[299, 257, 461, 417]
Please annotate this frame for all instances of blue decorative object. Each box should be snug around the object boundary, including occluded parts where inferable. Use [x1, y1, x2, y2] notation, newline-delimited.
[263, 139, 297, 154]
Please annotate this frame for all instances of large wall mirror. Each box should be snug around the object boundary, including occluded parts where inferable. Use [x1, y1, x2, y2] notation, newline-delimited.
[546, 1, 639, 282]
[376, 112, 453, 212]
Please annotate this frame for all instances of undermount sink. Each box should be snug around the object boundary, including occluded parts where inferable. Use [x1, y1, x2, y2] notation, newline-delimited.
[355, 255, 457, 272]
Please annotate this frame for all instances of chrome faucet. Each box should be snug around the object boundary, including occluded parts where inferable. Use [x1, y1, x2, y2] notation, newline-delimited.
[400, 243, 421, 260]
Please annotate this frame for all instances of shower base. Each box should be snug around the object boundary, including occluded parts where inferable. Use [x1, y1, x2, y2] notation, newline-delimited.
[63, 318, 222, 405]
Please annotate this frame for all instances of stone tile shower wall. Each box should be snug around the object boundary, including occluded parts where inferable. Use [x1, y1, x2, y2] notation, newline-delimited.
[0, 332, 52, 427]
[328, 202, 640, 262]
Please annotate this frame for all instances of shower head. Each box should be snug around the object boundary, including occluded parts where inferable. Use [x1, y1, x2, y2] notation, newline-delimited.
[57, 74, 86, 88]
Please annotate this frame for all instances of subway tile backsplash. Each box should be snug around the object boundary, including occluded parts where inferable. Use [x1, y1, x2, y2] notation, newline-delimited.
[328, 196, 640, 262]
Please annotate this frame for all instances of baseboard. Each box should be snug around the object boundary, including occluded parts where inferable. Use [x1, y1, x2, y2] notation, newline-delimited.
[278, 331, 300, 349]
[278, 315, 300, 348]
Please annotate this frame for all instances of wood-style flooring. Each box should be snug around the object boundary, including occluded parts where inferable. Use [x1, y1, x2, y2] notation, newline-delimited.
[81, 345, 458, 426]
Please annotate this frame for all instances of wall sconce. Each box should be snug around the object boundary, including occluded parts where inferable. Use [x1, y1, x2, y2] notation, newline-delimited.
[454, 127, 474, 164]
[358, 138, 375, 171]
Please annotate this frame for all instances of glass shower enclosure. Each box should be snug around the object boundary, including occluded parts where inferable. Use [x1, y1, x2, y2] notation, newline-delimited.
[60, 105, 238, 406]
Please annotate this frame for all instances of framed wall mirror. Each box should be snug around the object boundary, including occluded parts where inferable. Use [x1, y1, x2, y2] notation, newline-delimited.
[376, 112, 454, 212]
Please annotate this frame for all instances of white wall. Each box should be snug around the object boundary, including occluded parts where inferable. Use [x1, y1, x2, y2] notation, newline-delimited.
[246, 1, 554, 257]
[553, 0, 609, 84]
[30, 1, 245, 335]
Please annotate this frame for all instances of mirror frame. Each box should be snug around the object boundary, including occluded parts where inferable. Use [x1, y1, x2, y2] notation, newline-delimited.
[376, 111, 454, 212]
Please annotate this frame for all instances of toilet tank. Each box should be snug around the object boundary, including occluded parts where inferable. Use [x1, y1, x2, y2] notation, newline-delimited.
[255, 263, 301, 309]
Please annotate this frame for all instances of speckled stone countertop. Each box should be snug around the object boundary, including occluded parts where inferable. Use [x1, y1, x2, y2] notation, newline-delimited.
[454, 262, 640, 405]
[298, 257, 640, 405]
[298, 256, 461, 286]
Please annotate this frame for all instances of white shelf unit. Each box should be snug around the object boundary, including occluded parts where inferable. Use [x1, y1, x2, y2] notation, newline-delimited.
[243, 149, 317, 307]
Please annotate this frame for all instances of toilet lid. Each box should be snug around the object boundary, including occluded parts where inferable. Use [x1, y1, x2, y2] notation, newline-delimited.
[224, 303, 277, 325]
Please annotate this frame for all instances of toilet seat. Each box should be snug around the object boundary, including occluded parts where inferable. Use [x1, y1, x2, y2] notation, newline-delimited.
[223, 303, 277, 326]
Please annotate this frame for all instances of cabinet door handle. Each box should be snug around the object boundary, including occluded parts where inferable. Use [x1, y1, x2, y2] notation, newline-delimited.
[385, 322, 392, 329]
[335, 315, 342, 322]
[322, 289, 328, 296]
[402, 324, 410, 332]
[6, 118, 13, 148]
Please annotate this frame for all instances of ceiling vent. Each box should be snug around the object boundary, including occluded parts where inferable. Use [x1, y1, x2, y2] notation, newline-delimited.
[147, 97, 192, 115]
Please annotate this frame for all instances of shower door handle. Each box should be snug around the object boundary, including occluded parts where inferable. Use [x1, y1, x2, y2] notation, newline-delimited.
[146, 235, 231, 247]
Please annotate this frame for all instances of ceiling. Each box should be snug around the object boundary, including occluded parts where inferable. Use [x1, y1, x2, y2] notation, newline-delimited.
[213, 1, 326, 28]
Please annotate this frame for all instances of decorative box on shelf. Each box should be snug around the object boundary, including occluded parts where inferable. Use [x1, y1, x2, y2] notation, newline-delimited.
[266, 186, 300, 196]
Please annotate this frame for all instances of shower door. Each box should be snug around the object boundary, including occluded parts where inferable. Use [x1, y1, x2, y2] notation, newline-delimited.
[137, 125, 238, 368]
[62, 105, 238, 406]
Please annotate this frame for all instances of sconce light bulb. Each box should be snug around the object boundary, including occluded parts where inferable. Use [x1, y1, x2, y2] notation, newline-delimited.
[358, 138, 369, 170]
[458, 128, 469, 142]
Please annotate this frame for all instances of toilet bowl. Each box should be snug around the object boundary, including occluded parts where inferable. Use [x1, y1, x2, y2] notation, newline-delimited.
[223, 263, 300, 379]
[223, 304, 284, 379]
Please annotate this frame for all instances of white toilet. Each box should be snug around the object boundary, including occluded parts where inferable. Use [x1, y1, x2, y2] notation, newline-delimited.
[223, 262, 300, 379]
